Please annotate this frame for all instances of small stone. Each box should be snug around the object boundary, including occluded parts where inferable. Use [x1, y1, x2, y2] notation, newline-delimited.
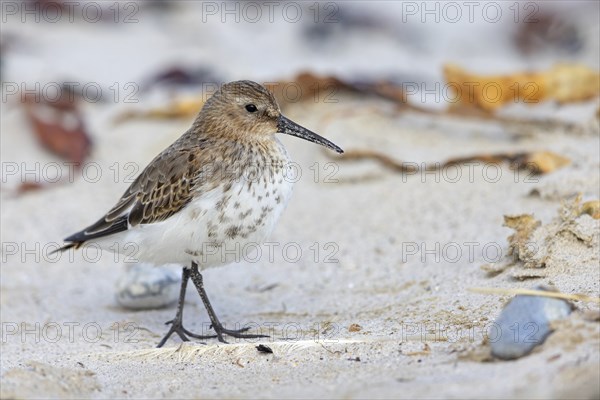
[116, 263, 181, 310]
[256, 344, 273, 354]
[348, 323, 362, 332]
[490, 286, 572, 360]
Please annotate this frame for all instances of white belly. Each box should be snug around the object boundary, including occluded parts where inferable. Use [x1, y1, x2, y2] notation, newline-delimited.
[104, 162, 295, 268]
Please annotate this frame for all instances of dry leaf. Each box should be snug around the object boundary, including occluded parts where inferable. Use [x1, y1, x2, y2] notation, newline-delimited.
[271, 72, 409, 106]
[115, 97, 205, 123]
[522, 151, 570, 174]
[23, 91, 91, 165]
[15, 182, 46, 195]
[268, 72, 356, 105]
[547, 64, 600, 104]
[444, 63, 600, 112]
[580, 200, 600, 219]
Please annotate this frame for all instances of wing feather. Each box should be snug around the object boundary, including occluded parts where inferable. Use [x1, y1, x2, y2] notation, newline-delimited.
[63, 142, 207, 245]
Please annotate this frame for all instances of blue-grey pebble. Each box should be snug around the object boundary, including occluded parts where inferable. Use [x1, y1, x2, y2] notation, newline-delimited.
[116, 263, 181, 310]
[490, 288, 572, 360]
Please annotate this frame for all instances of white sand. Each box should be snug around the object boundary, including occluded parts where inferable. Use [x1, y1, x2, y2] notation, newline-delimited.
[1, 2, 599, 398]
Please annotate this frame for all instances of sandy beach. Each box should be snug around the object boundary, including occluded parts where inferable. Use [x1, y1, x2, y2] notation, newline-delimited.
[1, 2, 599, 399]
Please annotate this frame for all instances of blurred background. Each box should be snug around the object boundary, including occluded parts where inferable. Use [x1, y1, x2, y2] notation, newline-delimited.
[1, 0, 599, 191]
[2, 0, 599, 84]
[1, 1, 599, 399]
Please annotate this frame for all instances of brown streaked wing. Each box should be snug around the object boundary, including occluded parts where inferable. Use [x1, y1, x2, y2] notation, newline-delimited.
[118, 147, 204, 226]
[81, 145, 205, 240]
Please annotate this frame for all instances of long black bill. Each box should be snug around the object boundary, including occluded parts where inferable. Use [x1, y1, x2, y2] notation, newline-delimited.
[277, 115, 343, 154]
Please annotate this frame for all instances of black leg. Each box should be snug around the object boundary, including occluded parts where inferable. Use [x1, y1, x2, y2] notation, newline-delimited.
[156, 267, 216, 348]
[189, 262, 268, 344]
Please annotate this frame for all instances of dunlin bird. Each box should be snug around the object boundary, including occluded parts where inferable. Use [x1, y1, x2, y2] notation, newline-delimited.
[56, 80, 343, 347]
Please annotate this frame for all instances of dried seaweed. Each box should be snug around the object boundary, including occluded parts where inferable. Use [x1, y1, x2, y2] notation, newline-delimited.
[330, 149, 570, 176]
[444, 63, 600, 112]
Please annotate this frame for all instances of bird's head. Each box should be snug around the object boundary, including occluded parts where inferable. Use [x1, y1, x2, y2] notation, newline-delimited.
[198, 80, 343, 154]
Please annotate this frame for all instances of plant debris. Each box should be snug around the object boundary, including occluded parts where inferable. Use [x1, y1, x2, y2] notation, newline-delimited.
[267, 72, 358, 105]
[114, 96, 206, 123]
[400, 343, 431, 356]
[580, 200, 600, 219]
[14, 182, 47, 195]
[504, 214, 541, 259]
[469, 287, 599, 304]
[112, 70, 597, 138]
[15, 89, 92, 194]
[330, 149, 570, 176]
[482, 196, 600, 278]
[444, 63, 600, 112]
[23, 92, 92, 165]
[141, 66, 220, 92]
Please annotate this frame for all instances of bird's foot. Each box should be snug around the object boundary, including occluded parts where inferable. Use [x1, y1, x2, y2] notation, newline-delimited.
[211, 324, 269, 344]
[156, 318, 217, 348]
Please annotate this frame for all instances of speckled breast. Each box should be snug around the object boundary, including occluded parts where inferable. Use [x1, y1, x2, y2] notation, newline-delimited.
[184, 150, 294, 268]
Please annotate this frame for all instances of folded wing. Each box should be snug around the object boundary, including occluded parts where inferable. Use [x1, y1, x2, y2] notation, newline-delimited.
[64, 142, 207, 245]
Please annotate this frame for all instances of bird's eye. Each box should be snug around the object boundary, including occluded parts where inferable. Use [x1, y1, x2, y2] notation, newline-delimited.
[245, 104, 258, 113]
